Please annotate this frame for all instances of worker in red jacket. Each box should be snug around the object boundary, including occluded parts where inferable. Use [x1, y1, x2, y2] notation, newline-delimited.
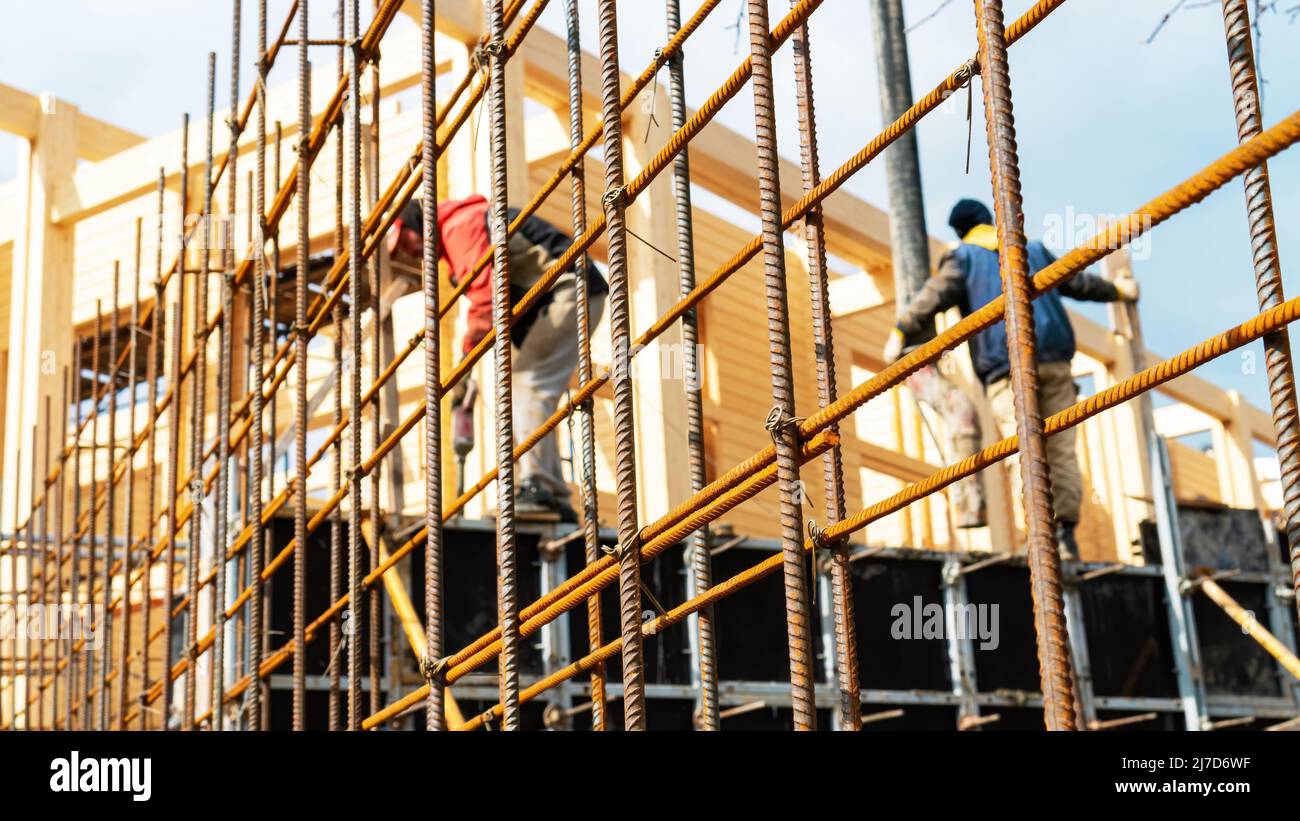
[388, 195, 607, 522]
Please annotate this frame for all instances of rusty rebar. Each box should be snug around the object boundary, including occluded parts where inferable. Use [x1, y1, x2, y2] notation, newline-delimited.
[563, 0, 606, 731]
[100, 265, 122, 731]
[484, 0, 522, 732]
[328, 0, 346, 734]
[162, 114, 191, 733]
[367, 0, 383, 717]
[746, 0, 816, 730]
[117, 224, 143, 728]
[664, 0, 719, 732]
[140, 171, 165, 731]
[68, 338, 83, 728]
[85, 301, 101, 729]
[347, 0, 367, 731]
[593, 0, 648, 731]
[789, 5, 859, 730]
[1220, 0, 1300, 622]
[293, 0, 311, 731]
[974, 0, 1074, 730]
[420, 0, 446, 732]
[26, 427, 37, 729]
[37, 408, 50, 729]
[211, 0, 243, 730]
[53, 368, 68, 729]
[185, 53, 218, 732]
[248, 0, 270, 734]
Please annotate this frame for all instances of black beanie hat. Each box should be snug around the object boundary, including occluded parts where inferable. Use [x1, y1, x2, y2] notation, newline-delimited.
[948, 198, 993, 239]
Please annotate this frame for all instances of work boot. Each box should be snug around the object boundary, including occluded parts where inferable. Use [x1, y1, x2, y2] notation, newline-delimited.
[1055, 519, 1079, 562]
[515, 478, 577, 524]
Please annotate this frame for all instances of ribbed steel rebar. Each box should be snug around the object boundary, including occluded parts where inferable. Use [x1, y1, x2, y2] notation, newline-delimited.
[211, 0, 242, 730]
[186, 54, 218, 732]
[746, 0, 816, 730]
[664, 0, 719, 732]
[99, 268, 122, 731]
[293, 0, 311, 731]
[1220, 0, 1300, 621]
[247, 0, 270, 733]
[367, 0, 383, 716]
[85, 303, 101, 730]
[594, 0, 648, 731]
[67, 342, 84, 728]
[347, 0, 366, 731]
[484, 0, 522, 732]
[26, 428, 37, 729]
[974, 0, 1075, 730]
[139, 172, 165, 730]
[52, 371, 68, 728]
[329, 0, 346, 733]
[790, 6, 859, 730]
[420, 0, 446, 732]
[161, 114, 190, 733]
[563, 0, 606, 732]
[118, 226, 142, 728]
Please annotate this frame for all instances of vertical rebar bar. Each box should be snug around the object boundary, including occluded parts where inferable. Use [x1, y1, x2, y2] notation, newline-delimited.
[485, 0, 522, 731]
[367, 0, 384, 717]
[186, 54, 218, 732]
[212, 0, 243, 731]
[53, 367, 69, 729]
[100, 264, 121, 731]
[26, 428, 37, 729]
[329, 0, 346, 734]
[790, 4, 859, 729]
[118, 225, 142, 728]
[141, 170, 165, 731]
[85, 302, 101, 729]
[973, 0, 1075, 731]
[594, 0, 648, 730]
[266, 117, 282, 732]
[746, 0, 816, 730]
[419, 0, 446, 732]
[248, 0, 270, 733]
[1220, 0, 1300, 622]
[663, 0, 719, 732]
[68, 338, 83, 728]
[563, 0, 606, 732]
[8, 444, 20, 729]
[36, 398, 51, 729]
[293, 0, 311, 732]
[346, 0, 365, 731]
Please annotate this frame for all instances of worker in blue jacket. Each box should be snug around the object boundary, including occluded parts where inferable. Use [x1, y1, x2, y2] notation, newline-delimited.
[883, 199, 1139, 559]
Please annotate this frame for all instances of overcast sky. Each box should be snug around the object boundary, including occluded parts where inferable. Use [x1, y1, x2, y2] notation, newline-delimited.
[3, 0, 1299, 435]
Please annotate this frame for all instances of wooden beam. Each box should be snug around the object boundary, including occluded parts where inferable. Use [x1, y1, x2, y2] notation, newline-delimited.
[0, 82, 39, 140]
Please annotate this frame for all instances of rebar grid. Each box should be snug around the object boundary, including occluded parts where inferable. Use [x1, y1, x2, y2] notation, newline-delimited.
[4, 0, 1300, 734]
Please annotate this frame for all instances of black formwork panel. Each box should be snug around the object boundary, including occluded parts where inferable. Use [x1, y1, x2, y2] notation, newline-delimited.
[1192, 580, 1284, 698]
[711, 547, 828, 685]
[265, 516, 378, 730]
[406, 524, 544, 678]
[1079, 574, 1179, 699]
[859, 703, 956, 730]
[561, 538, 692, 686]
[850, 557, 951, 692]
[962, 564, 1041, 693]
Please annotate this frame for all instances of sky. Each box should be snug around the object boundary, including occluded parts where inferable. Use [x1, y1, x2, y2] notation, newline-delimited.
[2, 0, 1299, 432]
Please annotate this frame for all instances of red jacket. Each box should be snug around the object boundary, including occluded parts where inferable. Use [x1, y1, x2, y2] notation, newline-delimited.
[437, 196, 495, 355]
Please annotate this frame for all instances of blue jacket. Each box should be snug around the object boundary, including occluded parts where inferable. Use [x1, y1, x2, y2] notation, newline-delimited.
[894, 226, 1120, 386]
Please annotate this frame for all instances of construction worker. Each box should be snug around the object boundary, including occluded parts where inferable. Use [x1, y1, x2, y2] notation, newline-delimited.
[387, 195, 607, 522]
[882, 198, 1139, 559]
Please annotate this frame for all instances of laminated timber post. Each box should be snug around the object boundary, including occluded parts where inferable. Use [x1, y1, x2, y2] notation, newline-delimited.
[3, 95, 77, 538]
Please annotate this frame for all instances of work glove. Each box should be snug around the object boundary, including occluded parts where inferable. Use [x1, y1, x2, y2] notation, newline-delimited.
[1113, 278, 1140, 302]
[882, 327, 906, 364]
